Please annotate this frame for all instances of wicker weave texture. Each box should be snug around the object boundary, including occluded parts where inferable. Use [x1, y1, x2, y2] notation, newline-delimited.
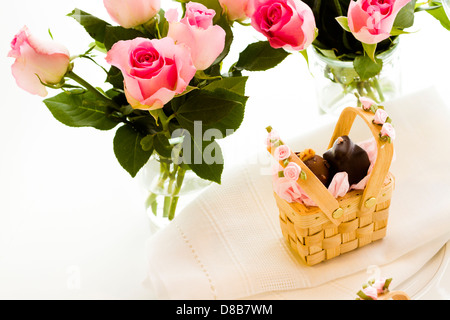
[276, 174, 394, 266]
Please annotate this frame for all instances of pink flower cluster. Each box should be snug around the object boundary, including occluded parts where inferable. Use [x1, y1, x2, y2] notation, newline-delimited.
[358, 96, 396, 141]
[8, 1, 227, 111]
[8, 0, 412, 102]
[361, 278, 388, 300]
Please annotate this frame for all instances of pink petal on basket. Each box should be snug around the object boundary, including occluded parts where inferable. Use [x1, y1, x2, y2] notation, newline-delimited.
[328, 172, 350, 198]
[273, 177, 303, 203]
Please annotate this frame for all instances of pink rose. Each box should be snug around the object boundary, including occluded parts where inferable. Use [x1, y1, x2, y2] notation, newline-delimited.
[362, 286, 378, 300]
[274, 145, 291, 161]
[347, 0, 411, 45]
[266, 130, 280, 147]
[250, 0, 316, 51]
[372, 278, 387, 294]
[284, 162, 301, 181]
[8, 26, 71, 97]
[103, 0, 160, 28]
[219, 0, 251, 21]
[373, 108, 389, 125]
[106, 37, 196, 110]
[359, 96, 377, 111]
[166, 2, 226, 70]
[380, 122, 396, 140]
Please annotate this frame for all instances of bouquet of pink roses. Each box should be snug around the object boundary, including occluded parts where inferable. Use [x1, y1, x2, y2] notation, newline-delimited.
[7, 0, 297, 221]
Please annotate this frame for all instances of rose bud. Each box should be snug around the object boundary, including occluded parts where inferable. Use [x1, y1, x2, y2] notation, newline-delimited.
[8, 26, 71, 97]
[219, 0, 251, 21]
[103, 0, 160, 29]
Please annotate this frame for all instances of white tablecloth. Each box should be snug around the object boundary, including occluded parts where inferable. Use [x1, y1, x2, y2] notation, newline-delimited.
[145, 88, 450, 300]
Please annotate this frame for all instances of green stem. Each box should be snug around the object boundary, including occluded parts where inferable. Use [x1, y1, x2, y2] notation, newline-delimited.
[363, 82, 377, 101]
[66, 71, 121, 111]
[155, 109, 172, 139]
[163, 164, 178, 218]
[373, 77, 385, 102]
[168, 166, 186, 221]
[145, 193, 158, 216]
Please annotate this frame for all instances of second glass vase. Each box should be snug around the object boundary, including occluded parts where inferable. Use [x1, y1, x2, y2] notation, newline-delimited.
[310, 41, 402, 115]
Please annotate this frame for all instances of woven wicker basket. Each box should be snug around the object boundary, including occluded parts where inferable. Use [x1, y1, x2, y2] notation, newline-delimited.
[268, 106, 395, 266]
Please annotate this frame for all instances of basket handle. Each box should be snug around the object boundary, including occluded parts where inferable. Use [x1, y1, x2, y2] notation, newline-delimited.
[267, 106, 394, 226]
[268, 144, 344, 226]
[328, 106, 394, 213]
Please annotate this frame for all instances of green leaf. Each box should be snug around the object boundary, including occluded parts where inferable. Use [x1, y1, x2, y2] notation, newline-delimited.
[153, 134, 173, 158]
[43, 91, 119, 130]
[142, 9, 169, 39]
[335, 16, 350, 32]
[113, 124, 153, 178]
[426, 4, 450, 31]
[67, 9, 111, 43]
[203, 76, 248, 96]
[141, 134, 156, 152]
[184, 137, 224, 184]
[106, 66, 124, 90]
[354, 55, 383, 81]
[394, 0, 417, 29]
[104, 25, 146, 50]
[175, 88, 247, 138]
[390, 27, 412, 36]
[362, 42, 377, 61]
[174, 86, 199, 98]
[356, 290, 374, 300]
[235, 41, 290, 72]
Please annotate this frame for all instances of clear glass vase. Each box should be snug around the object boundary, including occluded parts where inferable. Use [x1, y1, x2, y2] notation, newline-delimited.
[140, 154, 212, 231]
[310, 41, 401, 115]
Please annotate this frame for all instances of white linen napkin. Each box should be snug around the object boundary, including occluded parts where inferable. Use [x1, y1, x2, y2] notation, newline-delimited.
[145, 87, 450, 300]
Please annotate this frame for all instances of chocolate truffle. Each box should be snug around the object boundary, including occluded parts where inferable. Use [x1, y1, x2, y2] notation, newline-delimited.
[323, 135, 370, 186]
[304, 155, 331, 187]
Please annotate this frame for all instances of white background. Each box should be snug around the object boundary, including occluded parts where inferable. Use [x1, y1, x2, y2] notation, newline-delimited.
[0, 1, 449, 299]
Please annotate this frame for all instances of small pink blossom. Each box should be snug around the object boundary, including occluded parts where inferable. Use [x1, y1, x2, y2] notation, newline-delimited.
[373, 108, 389, 125]
[362, 286, 378, 300]
[274, 145, 291, 161]
[266, 130, 280, 147]
[284, 162, 301, 181]
[372, 278, 387, 294]
[380, 122, 396, 140]
[359, 96, 377, 111]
